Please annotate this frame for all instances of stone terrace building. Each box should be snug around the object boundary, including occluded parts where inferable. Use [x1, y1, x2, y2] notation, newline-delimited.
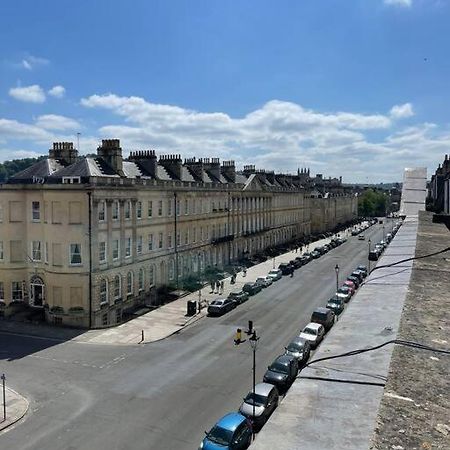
[0, 140, 357, 328]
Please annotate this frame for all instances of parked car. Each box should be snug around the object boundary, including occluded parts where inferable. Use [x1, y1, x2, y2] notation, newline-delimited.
[255, 276, 273, 288]
[356, 265, 368, 277]
[263, 355, 299, 391]
[278, 263, 294, 275]
[228, 290, 249, 305]
[239, 383, 279, 430]
[302, 253, 313, 262]
[326, 297, 345, 316]
[267, 269, 282, 281]
[207, 298, 236, 316]
[199, 412, 252, 450]
[311, 250, 321, 259]
[290, 259, 302, 269]
[343, 280, 356, 294]
[351, 271, 364, 284]
[336, 288, 351, 303]
[351, 229, 360, 236]
[299, 322, 325, 349]
[347, 275, 360, 289]
[284, 337, 311, 366]
[310, 307, 335, 332]
[242, 282, 262, 296]
[358, 234, 365, 240]
[369, 250, 379, 261]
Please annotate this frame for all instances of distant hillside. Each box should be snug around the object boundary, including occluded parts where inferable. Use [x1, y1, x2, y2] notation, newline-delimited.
[0, 156, 46, 183]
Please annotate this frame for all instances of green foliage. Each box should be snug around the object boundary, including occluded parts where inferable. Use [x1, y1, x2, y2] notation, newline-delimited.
[358, 189, 387, 217]
[0, 156, 46, 182]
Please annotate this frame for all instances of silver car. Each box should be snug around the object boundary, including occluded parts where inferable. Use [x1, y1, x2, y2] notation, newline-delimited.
[299, 322, 325, 349]
[239, 383, 279, 429]
[267, 269, 282, 281]
[256, 276, 273, 287]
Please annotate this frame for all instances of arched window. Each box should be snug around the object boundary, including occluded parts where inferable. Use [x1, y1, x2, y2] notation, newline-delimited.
[127, 271, 133, 295]
[138, 268, 144, 291]
[113, 275, 121, 299]
[100, 278, 108, 304]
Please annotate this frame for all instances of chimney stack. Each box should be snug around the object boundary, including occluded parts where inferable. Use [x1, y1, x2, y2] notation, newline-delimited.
[97, 139, 124, 175]
[184, 157, 205, 182]
[203, 157, 221, 182]
[129, 150, 158, 178]
[221, 160, 236, 182]
[159, 154, 182, 180]
[49, 142, 78, 165]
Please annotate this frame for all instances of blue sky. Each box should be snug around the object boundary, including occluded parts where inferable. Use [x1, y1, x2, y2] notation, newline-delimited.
[1, 0, 449, 182]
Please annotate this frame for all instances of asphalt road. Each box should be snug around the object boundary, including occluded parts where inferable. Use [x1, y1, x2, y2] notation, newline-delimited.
[0, 224, 386, 450]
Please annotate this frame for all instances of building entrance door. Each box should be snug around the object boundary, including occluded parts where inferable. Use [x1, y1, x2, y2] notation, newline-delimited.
[30, 276, 45, 307]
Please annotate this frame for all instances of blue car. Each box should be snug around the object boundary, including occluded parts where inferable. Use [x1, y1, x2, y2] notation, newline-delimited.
[199, 412, 252, 450]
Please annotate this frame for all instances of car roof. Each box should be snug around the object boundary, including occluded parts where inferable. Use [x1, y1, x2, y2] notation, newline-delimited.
[251, 383, 277, 396]
[313, 307, 329, 314]
[216, 412, 246, 431]
[273, 354, 294, 365]
[304, 322, 322, 330]
[288, 337, 308, 347]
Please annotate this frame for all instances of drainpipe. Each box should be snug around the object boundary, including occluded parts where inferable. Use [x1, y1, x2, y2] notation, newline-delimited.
[87, 191, 93, 328]
[174, 191, 179, 288]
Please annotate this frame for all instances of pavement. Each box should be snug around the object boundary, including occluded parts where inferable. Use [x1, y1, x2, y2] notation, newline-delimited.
[0, 385, 29, 434]
[0, 231, 351, 346]
[252, 216, 416, 450]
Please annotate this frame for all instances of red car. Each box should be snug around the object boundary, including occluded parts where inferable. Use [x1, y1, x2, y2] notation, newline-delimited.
[343, 280, 355, 295]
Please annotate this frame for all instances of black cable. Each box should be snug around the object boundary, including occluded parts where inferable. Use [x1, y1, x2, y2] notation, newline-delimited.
[297, 375, 385, 387]
[371, 246, 450, 273]
[305, 339, 450, 369]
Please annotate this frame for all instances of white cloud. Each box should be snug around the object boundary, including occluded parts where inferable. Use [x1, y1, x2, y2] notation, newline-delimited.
[9, 84, 46, 103]
[35, 114, 81, 131]
[19, 55, 49, 71]
[390, 103, 414, 119]
[48, 85, 66, 98]
[384, 0, 412, 7]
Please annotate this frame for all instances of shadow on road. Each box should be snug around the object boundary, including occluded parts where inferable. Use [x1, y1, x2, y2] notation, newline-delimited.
[0, 320, 86, 360]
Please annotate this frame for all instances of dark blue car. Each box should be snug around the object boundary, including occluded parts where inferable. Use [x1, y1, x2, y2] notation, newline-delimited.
[199, 412, 252, 450]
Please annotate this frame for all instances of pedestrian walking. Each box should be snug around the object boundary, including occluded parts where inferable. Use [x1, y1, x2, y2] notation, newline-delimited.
[215, 280, 220, 294]
[220, 280, 224, 294]
[243, 268, 247, 277]
[210, 281, 214, 293]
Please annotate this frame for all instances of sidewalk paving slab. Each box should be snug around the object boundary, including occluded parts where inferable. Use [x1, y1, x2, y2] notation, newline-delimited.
[0, 387, 29, 434]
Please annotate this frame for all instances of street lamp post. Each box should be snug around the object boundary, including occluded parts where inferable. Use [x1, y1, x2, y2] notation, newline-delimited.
[383, 224, 385, 242]
[334, 264, 339, 292]
[249, 330, 259, 439]
[368, 239, 371, 273]
[272, 257, 275, 269]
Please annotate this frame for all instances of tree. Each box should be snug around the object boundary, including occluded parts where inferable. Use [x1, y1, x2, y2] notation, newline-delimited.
[0, 156, 46, 182]
[358, 189, 387, 217]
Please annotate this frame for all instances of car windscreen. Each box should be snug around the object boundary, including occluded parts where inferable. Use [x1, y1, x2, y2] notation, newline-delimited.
[303, 327, 317, 336]
[287, 342, 303, 352]
[244, 392, 267, 407]
[207, 425, 233, 445]
[268, 362, 288, 374]
[209, 301, 223, 306]
[312, 312, 326, 321]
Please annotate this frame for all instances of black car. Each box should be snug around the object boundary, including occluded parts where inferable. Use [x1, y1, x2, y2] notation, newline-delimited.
[310, 307, 335, 332]
[263, 355, 299, 391]
[278, 263, 294, 275]
[311, 250, 320, 259]
[347, 275, 360, 288]
[284, 337, 311, 366]
[242, 282, 262, 295]
[207, 298, 236, 316]
[326, 297, 345, 315]
[290, 259, 302, 269]
[302, 253, 313, 263]
[369, 250, 379, 261]
[351, 271, 364, 283]
[356, 265, 368, 277]
[228, 290, 249, 305]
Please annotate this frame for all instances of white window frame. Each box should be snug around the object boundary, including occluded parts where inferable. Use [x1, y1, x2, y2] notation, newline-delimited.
[125, 237, 132, 258]
[112, 240, 119, 260]
[99, 241, 107, 263]
[11, 281, 23, 301]
[126, 271, 133, 295]
[113, 275, 121, 299]
[136, 201, 142, 219]
[98, 201, 106, 222]
[112, 201, 120, 221]
[69, 243, 82, 265]
[100, 279, 108, 304]
[44, 242, 49, 264]
[32, 201, 40, 222]
[136, 236, 143, 255]
[32, 241, 42, 261]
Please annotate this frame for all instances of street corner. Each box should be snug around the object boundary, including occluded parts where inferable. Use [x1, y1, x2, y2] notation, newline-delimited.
[0, 385, 30, 434]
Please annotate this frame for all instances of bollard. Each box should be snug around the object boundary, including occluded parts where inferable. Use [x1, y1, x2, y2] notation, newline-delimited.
[1, 373, 6, 422]
[139, 330, 144, 344]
